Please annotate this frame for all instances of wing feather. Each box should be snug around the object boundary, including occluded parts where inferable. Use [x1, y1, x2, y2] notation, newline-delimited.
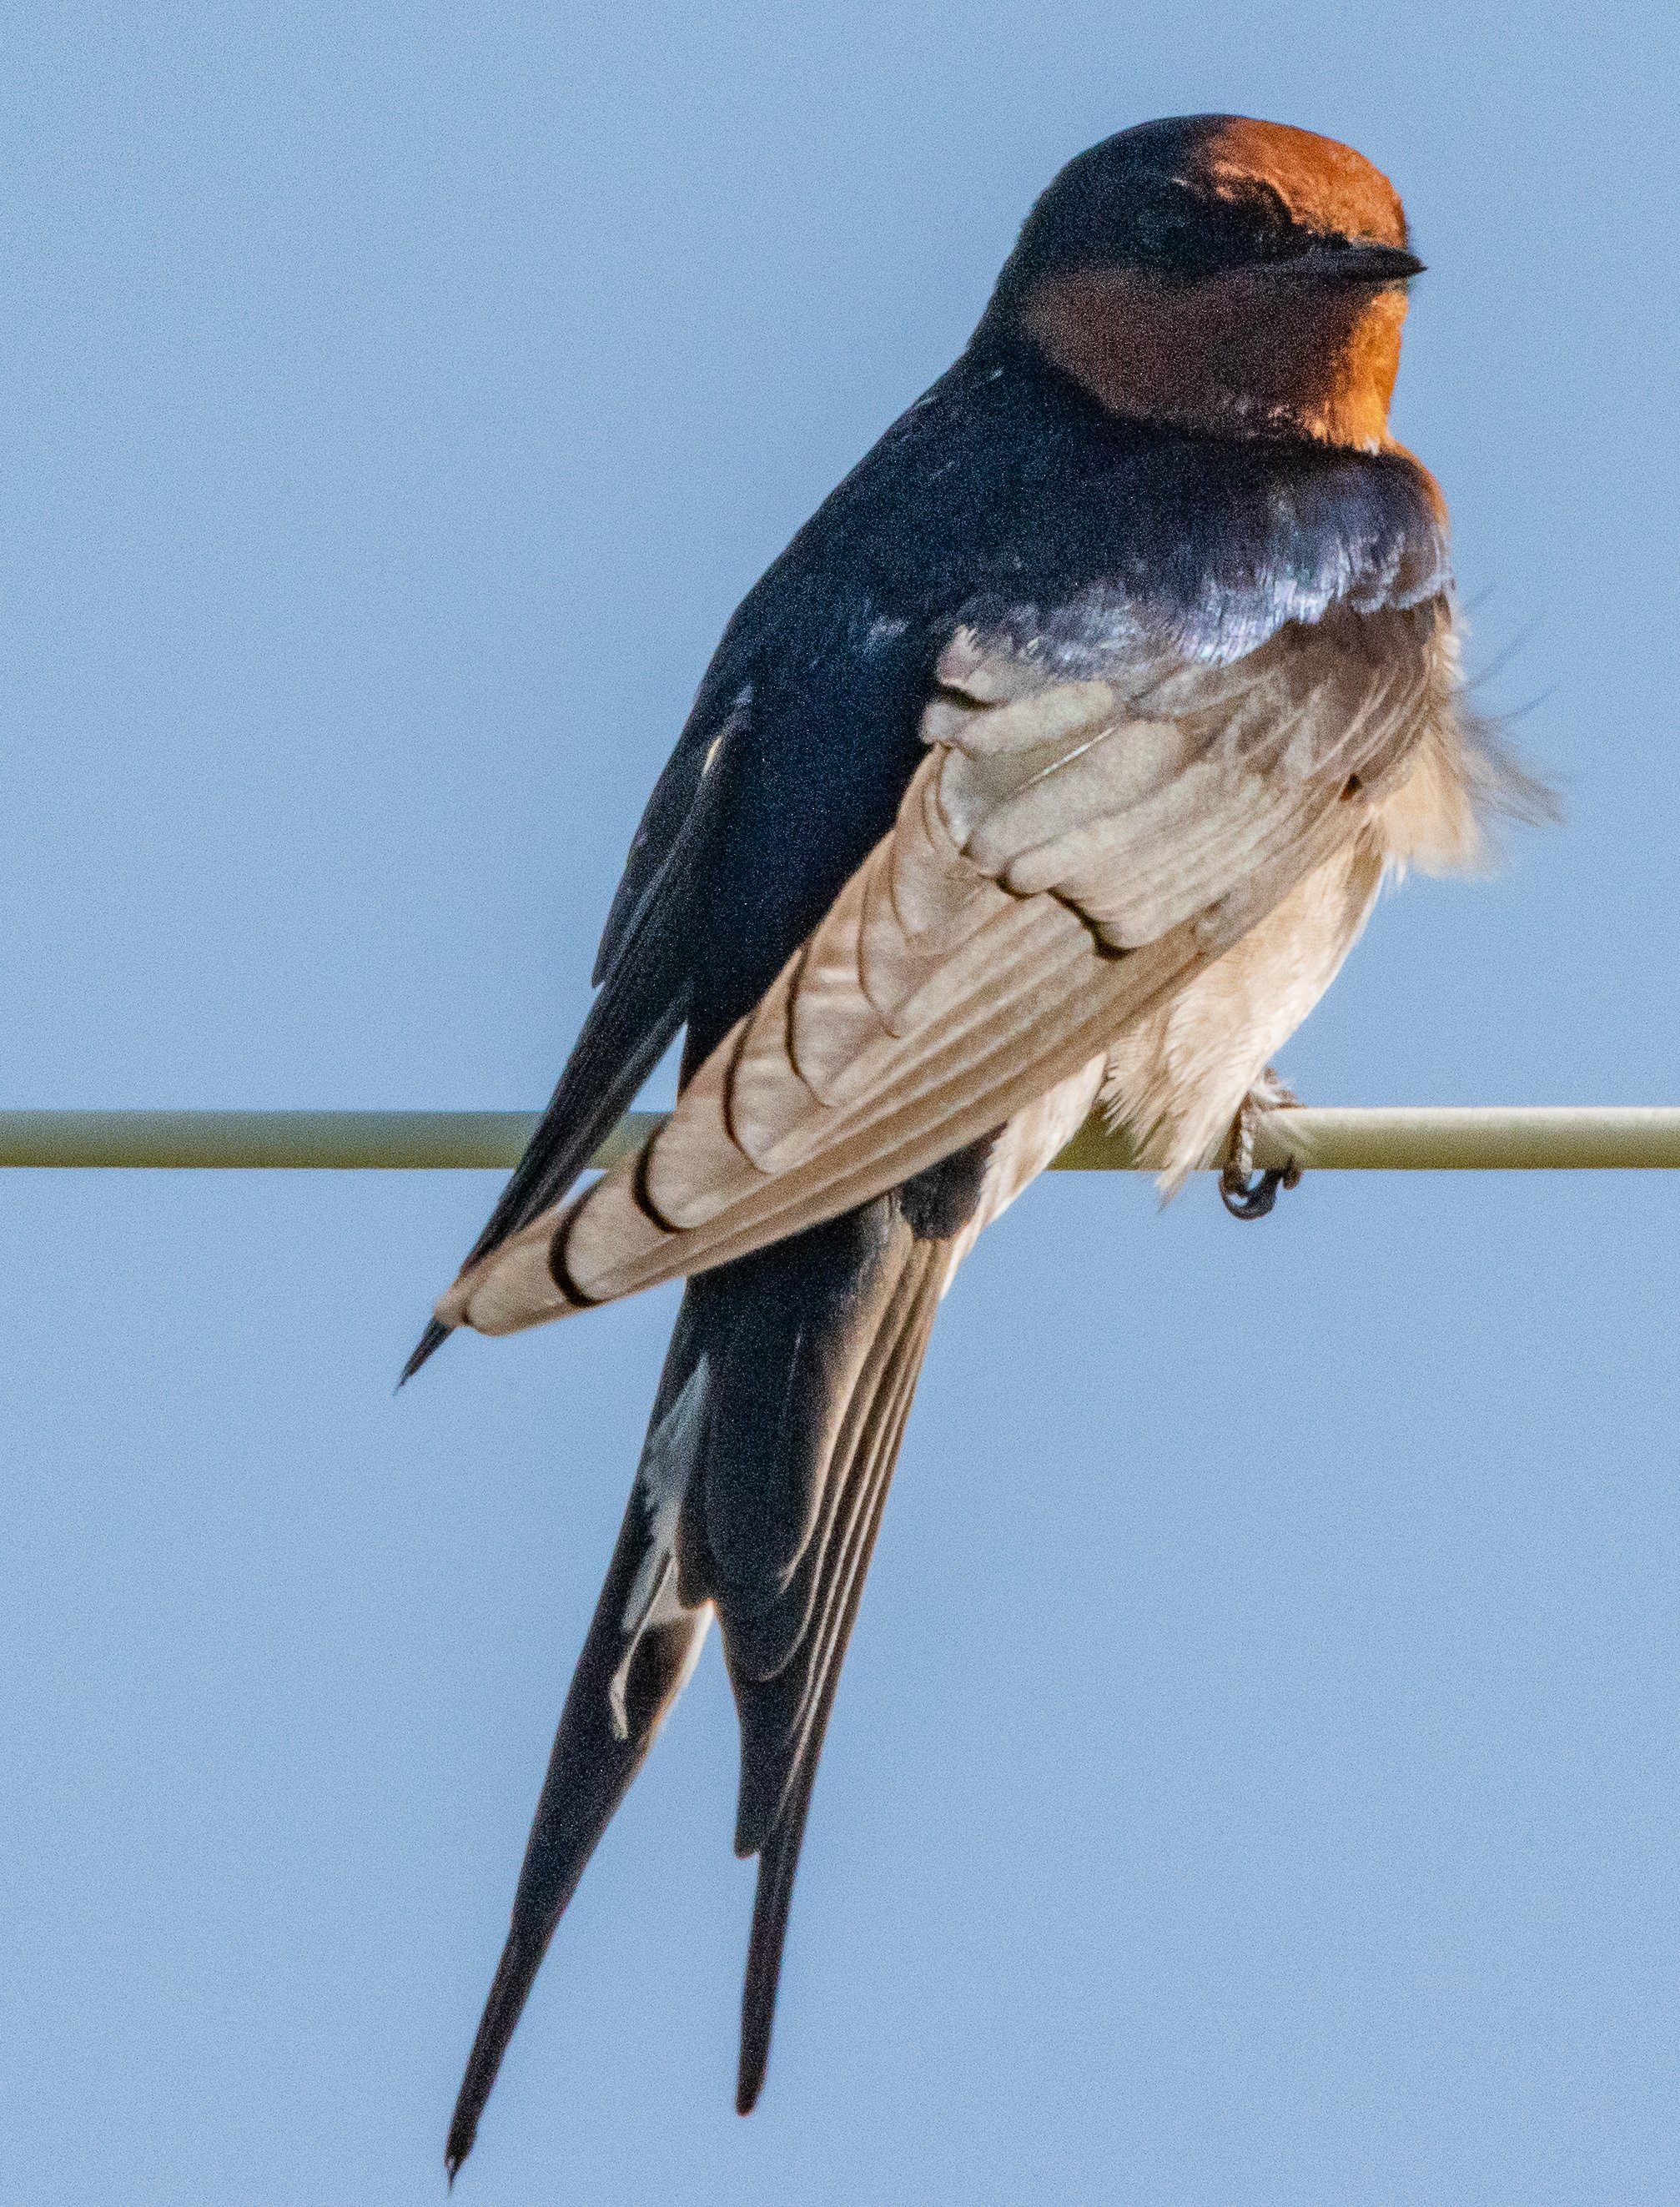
[438, 599, 1450, 1338]
[788, 852, 894, 1103]
[404, 695, 740, 1376]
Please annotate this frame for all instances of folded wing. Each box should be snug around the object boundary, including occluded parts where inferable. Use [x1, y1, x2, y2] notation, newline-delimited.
[440, 598, 1449, 1338]
[403, 694, 741, 1377]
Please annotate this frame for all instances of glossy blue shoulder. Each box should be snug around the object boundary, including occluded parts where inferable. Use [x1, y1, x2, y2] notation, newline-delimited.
[781, 344, 1452, 678]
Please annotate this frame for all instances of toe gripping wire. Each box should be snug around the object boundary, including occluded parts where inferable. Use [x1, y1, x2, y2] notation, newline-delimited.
[1219, 1091, 1303, 1223]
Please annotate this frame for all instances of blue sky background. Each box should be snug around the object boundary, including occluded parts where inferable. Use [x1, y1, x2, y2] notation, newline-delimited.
[4, 5, 1678, 2202]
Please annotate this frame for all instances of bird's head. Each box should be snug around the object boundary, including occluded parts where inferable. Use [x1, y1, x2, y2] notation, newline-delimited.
[981, 116, 1424, 451]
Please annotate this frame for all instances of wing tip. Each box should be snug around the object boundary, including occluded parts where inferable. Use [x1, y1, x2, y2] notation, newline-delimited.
[400, 1316, 454, 1387]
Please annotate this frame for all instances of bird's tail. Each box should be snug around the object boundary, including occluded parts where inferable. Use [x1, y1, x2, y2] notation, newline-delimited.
[446, 1166, 973, 2175]
[722, 1219, 942, 2112]
[445, 1320, 715, 2181]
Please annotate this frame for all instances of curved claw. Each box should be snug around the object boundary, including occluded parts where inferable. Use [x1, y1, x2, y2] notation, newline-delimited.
[1220, 1164, 1289, 1221]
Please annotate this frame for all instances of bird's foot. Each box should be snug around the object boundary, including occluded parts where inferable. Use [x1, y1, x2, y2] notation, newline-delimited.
[1220, 1068, 1304, 1222]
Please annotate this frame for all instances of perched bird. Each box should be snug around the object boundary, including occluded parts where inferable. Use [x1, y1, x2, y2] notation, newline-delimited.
[416, 114, 1543, 2177]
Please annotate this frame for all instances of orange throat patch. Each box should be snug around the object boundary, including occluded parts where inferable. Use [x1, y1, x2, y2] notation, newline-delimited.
[1022, 265, 1410, 451]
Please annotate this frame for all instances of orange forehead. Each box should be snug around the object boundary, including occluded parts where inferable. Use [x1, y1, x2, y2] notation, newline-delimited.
[1192, 117, 1407, 246]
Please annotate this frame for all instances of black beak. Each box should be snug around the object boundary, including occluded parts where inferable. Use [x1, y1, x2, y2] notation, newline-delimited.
[1275, 240, 1426, 285]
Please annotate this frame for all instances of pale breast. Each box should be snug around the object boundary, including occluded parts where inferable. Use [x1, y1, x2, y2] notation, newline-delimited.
[1094, 620, 1517, 1191]
[1095, 832, 1387, 1190]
